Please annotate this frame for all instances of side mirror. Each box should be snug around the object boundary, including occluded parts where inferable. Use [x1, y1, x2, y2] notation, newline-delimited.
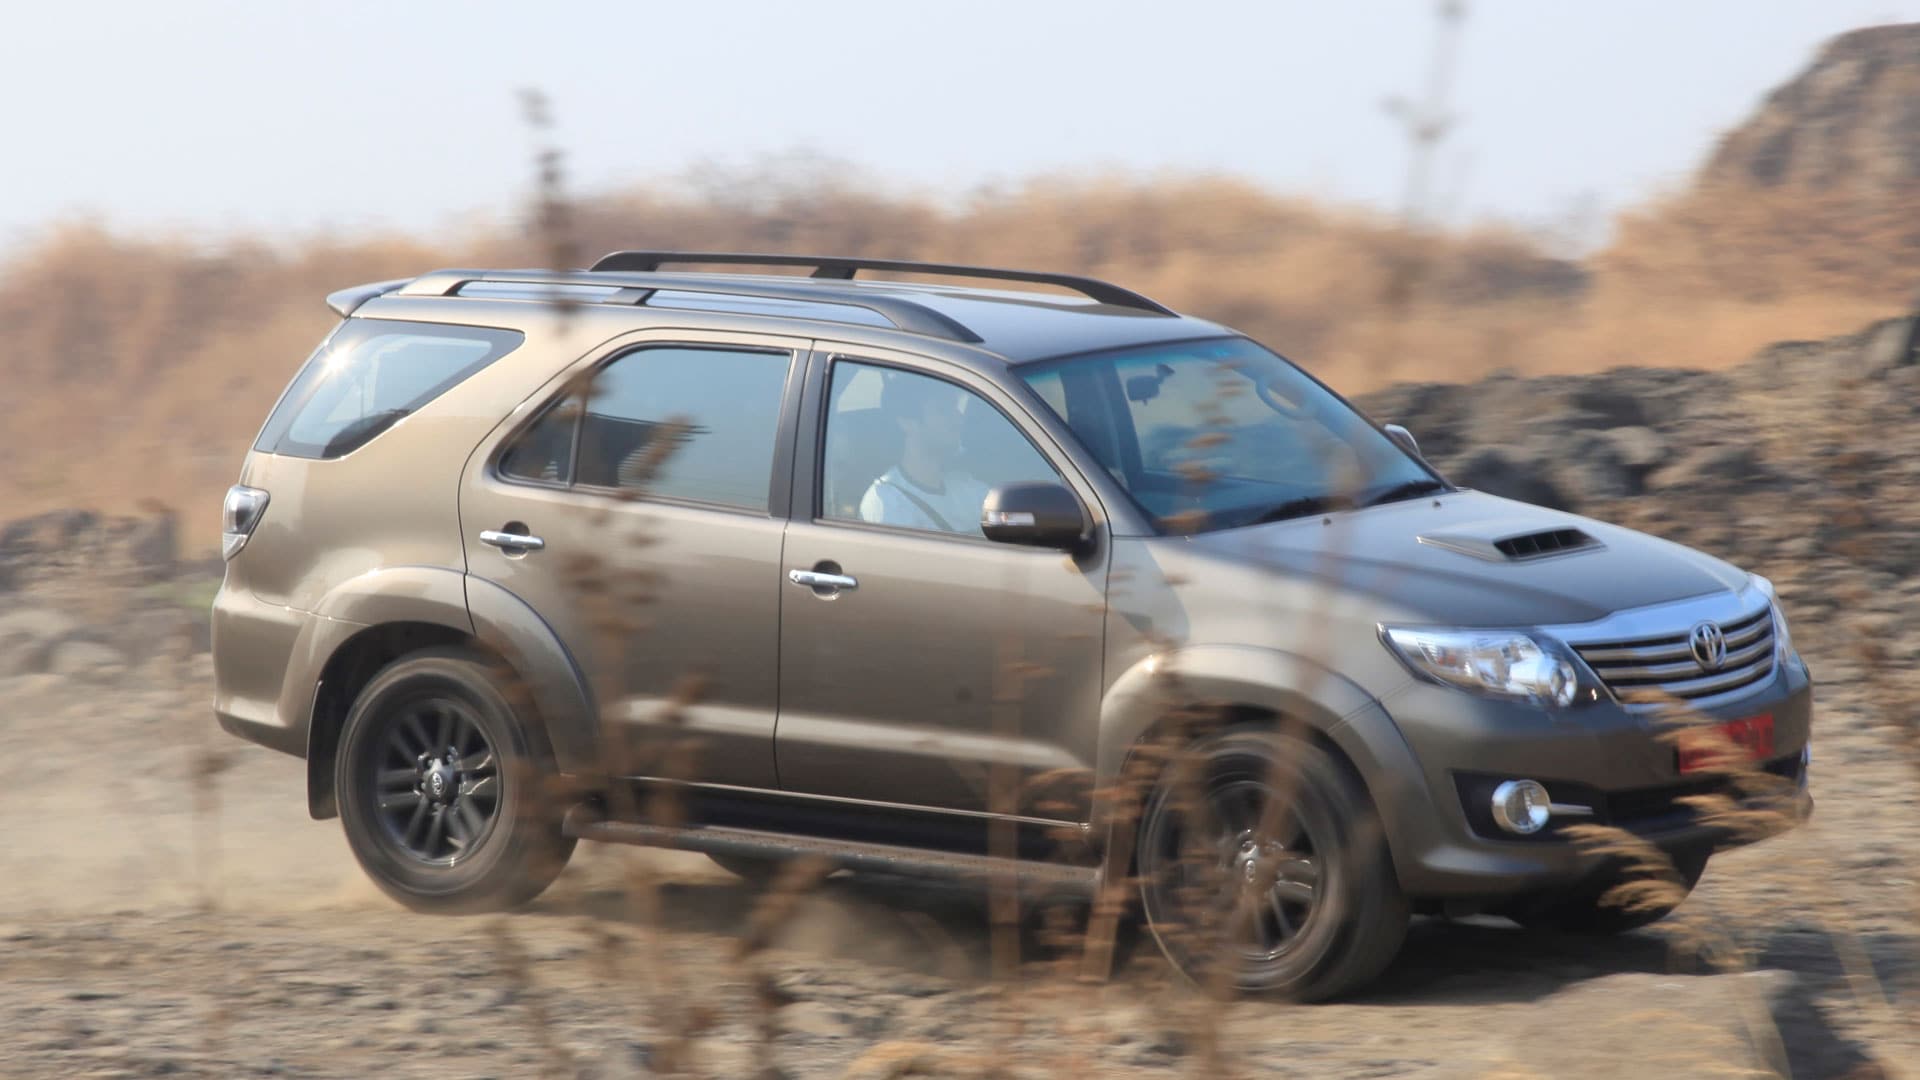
[981, 482, 1087, 550]
[1384, 423, 1421, 457]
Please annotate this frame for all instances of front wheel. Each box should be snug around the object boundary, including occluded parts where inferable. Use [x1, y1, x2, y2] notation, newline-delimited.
[335, 646, 575, 913]
[1136, 728, 1408, 1001]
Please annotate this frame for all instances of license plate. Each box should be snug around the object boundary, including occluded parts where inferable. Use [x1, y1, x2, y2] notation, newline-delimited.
[1677, 714, 1774, 774]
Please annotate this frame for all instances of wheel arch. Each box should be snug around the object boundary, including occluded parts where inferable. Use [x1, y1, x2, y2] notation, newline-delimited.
[301, 568, 599, 819]
[1096, 644, 1438, 892]
[1096, 645, 1378, 787]
[1094, 645, 1398, 867]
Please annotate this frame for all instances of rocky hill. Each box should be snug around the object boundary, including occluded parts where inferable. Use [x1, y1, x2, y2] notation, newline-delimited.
[1701, 23, 1920, 196]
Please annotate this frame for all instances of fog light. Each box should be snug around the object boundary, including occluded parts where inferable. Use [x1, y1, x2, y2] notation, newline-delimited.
[1491, 779, 1551, 835]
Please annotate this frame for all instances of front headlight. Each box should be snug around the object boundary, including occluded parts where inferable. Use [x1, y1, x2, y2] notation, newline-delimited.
[1750, 574, 1796, 664]
[1381, 626, 1580, 708]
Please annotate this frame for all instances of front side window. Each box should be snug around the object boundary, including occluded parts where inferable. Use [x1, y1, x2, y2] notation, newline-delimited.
[499, 345, 792, 511]
[1020, 337, 1442, 532]
[821, 361, 1060, 536]
[256, 319, 523, 459]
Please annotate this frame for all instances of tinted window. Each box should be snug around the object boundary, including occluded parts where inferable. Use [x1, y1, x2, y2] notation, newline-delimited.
[822, 361, 1059, 536]
[256, 319, 523, 459]
[1021, 337, 1439, 532]
[574, 347, 792, 510]
[498, 400, 576, 484]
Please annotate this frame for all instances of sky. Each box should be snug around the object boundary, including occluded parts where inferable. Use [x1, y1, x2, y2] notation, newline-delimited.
[5, 0, 1918, 249]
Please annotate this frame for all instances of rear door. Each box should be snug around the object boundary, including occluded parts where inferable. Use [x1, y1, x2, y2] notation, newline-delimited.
[460, 328, 806, 787]
[775, 346, 1110, 817]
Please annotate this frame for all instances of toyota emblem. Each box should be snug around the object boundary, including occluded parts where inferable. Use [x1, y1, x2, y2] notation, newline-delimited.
[1689, 621, 1727, 670]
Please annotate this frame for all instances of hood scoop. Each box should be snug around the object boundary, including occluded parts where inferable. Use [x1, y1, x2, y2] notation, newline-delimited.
[1418, 524, 1602, 563]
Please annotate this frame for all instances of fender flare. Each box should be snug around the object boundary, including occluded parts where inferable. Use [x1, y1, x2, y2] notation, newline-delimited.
[463, 575, 600, 776]
[1096, 643, 1379, 786]
[1096, 643, 1434, 885]
[303, 567, 600, 779]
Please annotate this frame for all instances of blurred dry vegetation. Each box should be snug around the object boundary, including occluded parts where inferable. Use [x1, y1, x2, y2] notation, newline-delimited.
[6, 160, 1915, 549]
[3, 18, 1919, 1079]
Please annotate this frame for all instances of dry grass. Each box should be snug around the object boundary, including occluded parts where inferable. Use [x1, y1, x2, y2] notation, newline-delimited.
[6, 164, 1916, 549]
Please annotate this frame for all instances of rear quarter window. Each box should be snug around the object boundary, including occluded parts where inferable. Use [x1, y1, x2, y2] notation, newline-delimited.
[255, 319, 524, 459]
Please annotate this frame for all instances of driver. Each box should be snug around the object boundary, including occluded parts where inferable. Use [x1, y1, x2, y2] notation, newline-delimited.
[860, 374, 990, 534]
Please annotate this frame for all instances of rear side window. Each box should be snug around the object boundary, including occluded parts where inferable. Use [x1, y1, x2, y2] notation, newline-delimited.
[499, 345, 793, 512]
[255, 319, 524, 459]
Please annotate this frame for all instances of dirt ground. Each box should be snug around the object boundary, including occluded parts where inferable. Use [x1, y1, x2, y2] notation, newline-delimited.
[0, 645, 1914, 1079]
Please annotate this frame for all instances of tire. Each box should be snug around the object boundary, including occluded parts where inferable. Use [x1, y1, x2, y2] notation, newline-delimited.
[335, 646, 575, 913]
[1509, 848, 1708, 934]
[1136, 727, 1408, 1001]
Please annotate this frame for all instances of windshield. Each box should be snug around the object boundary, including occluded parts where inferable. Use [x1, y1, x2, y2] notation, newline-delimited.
[1020, 336, 1444, 532]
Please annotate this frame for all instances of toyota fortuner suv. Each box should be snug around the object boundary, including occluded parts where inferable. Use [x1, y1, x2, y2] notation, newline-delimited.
[213, 252, 1813, 1000]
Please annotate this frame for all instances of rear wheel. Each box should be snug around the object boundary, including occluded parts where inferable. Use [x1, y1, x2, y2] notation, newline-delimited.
[335, 646, 574, 913]
[1136, 728, 1407, 1001]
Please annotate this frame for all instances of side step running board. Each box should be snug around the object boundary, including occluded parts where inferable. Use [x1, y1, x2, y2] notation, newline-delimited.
[563, 808, 1101, 901]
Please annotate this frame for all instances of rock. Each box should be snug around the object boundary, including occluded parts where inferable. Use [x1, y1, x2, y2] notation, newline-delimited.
[1605, 425, 1670, 470]
[0, 510, 99, 553]
[1653, 444, 1771, 490]
[0, 635, 39, 678]
[47, 640, 126, 681]
[119, 606, 211, 663]
[591, 1040, 654, 1080]
[0, 607, 79, 644]
[125, 513, 178, 579]
[0, 608, 80, 674]
[1565, 386, 1648, 429]
[778, 1000, 854, 1038]
[843, 1042, 951, 1080]
[1447, 448, 1577, 511]
[1860, 315, 1919, 374]
[1557, 431, 1637, 499]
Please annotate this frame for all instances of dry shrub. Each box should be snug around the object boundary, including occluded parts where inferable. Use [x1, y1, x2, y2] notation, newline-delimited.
[8, 162, 1913, 546]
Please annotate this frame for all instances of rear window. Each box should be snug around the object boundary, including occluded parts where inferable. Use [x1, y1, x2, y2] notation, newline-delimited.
[254, 318, 524, 459]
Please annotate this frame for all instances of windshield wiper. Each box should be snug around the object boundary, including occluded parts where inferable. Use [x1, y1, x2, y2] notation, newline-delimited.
[1360, 479, 1449, 508]
[1242, 494, 1355, 527]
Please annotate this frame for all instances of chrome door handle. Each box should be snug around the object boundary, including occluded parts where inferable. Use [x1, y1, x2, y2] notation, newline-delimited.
[480, 529, 545, 552]
[788, 569, 857, 590]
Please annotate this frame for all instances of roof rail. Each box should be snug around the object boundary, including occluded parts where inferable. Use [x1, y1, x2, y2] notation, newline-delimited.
[393, 269, 985, 342]
[588, 251, 1177, 316]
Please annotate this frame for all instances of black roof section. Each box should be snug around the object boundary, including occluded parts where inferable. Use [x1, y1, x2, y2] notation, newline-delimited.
[374, 252, 1217, 361]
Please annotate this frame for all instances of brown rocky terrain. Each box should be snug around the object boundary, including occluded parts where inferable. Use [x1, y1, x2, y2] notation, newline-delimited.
[2, 315, 1916, 1078]
[1701, 23, 1920, 197]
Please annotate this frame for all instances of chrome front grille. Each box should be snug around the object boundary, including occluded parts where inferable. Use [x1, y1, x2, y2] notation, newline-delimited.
[1571, 605, 1775, 705]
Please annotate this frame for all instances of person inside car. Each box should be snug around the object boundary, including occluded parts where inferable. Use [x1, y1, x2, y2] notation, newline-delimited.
[859, 373, 992, 534]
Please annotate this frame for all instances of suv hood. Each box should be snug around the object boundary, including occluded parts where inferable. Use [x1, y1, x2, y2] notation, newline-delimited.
[1186, 489, 1749, 627]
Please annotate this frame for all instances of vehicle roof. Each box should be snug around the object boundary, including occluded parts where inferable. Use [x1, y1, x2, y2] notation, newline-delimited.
[337, 257, 1233, 365]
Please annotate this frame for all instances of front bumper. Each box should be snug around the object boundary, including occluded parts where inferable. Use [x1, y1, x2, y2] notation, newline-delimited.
[1348, 651, 1813, 898]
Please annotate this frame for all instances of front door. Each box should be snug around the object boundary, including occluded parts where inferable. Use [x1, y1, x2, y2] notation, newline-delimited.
[461, 330, 805, 787]
[776, 350, 1109, 818]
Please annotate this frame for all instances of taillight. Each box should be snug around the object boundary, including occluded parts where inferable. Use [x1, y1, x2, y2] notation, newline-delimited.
[222, 485, 270, 560]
